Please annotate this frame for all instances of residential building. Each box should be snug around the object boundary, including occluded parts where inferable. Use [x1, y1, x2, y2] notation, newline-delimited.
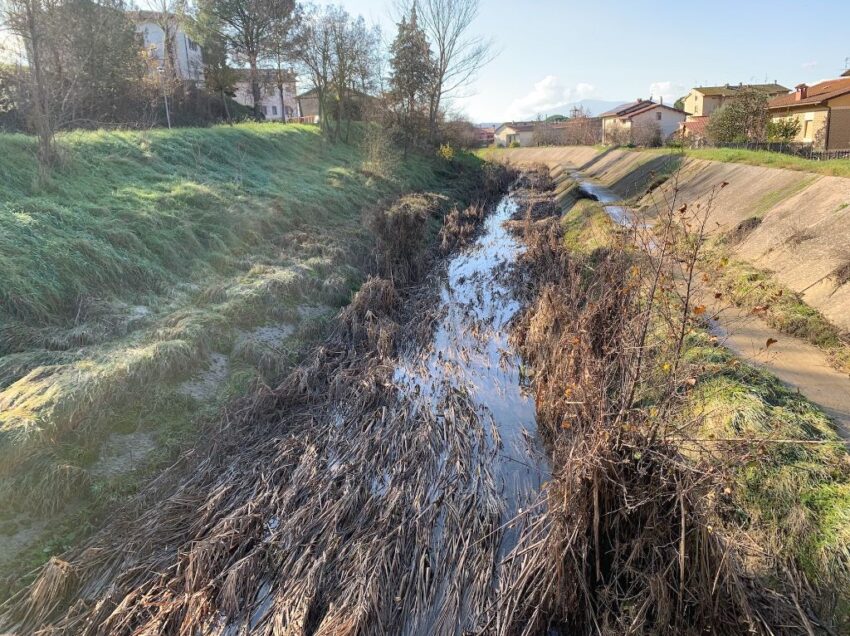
[233, 69, 299, 121]
[767, 71, 850, 150]
[682, 83, 789, 118]
[600, 100, 686, 145]
[476, 125, 495, 147]
[133, 11, 204, 83]
[296, 87, 377, 123]
[549, 117, 602, 145]
[494, 122, 535, 147]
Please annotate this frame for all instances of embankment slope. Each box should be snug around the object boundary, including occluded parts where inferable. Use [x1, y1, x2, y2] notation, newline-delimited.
[484, 146, 850, 331]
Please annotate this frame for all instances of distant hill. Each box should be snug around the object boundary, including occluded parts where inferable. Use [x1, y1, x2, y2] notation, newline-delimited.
[538, 99, 627, 118]
[478, 99, 629, 127]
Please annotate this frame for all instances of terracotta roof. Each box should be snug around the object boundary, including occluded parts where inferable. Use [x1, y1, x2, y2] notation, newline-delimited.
[679, 116, 709, 138]
[600, 100, 686, 120]
[693, 83, 788, 97]
[768, 77, 850, 109]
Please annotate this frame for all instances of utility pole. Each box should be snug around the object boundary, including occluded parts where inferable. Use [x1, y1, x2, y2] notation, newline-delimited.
[158, 66, 172, 130]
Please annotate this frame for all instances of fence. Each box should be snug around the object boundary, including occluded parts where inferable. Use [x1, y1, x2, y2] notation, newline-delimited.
[688, 140, 850, 161]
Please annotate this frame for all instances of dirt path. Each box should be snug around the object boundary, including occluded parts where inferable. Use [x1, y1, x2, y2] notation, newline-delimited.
[571, 171, 850, 436]
[698, 288, 850, 435]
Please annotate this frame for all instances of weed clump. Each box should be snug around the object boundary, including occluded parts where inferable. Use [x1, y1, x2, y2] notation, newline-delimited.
[727, 216, 762, 244]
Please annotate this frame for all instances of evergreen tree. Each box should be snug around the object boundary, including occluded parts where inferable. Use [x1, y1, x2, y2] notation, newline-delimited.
[388, 3, 433, 153]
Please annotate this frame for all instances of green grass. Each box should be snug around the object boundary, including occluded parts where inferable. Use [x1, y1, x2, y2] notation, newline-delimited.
[561, 199, 614, 252]
[701, 245, 850, 372]
[0, 123, 485, 581]
[682, 147, 850, 178]
[684, 332, 850, 621]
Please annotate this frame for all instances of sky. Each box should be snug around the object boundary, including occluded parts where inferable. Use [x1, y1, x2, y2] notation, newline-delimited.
[342, 0, 850, 123]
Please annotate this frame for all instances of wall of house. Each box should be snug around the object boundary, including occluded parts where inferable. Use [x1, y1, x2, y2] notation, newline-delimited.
[494, 128, 512, 147]
[602, 118, 630, 143]
[631, 107, 686, 140]
[683, 92, 724, 117]
[137, 21, 204, 83]
[769, 107, 829, 145]
[234, 81, 299, 120]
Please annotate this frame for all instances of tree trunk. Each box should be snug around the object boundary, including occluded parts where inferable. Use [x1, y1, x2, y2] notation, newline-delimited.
[221, 87, 232, 125]
[23, 0, 54, 168]
[278, 84, 287, 123]
[249, 55, 261, 118]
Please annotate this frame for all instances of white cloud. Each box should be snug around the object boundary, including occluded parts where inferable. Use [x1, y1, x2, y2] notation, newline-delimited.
[506, 75, 596, 120]
[648, 81, 687, 106]
[801, 60, 818, 70]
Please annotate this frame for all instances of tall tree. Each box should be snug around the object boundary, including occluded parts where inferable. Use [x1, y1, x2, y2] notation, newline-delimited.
[2, 0, 55, 165]
[403, 0, 491, 143]
[197, 0, 296, 117]
[297, 5, 378, 141]
[264, 2, 301, 122]
[388, 4, 433, 153]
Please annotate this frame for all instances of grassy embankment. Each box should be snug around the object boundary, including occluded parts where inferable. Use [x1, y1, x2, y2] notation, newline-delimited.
[0, 123, 483, 580]
[561, 193, 850, 625]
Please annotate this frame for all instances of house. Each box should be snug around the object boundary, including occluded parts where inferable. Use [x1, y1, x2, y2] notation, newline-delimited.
[549, 117, 602, 145]
[133, 11, 204, 83]
[600, 100, 686, 145]
[476, 126, 495, 147]
[767, 71, 850, 150]
[682, 83, 789, 118]
[494, 122, 535, 147]
[296, 87, 377, 123]
[678, 116, 710, 144]
[233, 69, 299, 121]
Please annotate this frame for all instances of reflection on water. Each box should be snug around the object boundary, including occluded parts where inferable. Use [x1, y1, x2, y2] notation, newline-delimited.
[394, 194, 549, 542]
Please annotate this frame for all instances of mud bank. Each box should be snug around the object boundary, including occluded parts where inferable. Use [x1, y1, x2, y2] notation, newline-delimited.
[487, 146, 850, 331]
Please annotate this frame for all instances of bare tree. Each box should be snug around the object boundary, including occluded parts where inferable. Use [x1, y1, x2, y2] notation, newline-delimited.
[297, 5, 379, 141]
[2, 0, 55, 166]
[400, 0, 492, 143]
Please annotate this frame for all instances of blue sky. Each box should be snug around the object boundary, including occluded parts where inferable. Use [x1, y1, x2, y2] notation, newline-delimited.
[342, 0, 850, 122]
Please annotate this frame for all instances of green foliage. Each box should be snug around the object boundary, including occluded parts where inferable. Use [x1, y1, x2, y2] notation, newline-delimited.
[509, 140, 520, 148]
[766, 116, 802, 143]
[681, 147, 850, 178]
[674, 96, 686, 111]
[706, 88, 769, 143]
[388, 4, 434, 151]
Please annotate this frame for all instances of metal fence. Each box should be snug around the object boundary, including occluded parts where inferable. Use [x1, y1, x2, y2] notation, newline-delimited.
[688, 140, 850, 161]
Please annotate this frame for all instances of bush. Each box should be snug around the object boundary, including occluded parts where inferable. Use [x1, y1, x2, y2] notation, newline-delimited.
[509, 141, 521, 148]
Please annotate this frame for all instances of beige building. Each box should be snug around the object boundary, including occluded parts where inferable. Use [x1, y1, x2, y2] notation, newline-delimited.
[133, 11, 204, 83]
[494, 122, 535, 147]
[233, 69, 299, 121]
[600, 100, 686, 145]
[767, 72, 850, 150]
[682, 83, 788, 118]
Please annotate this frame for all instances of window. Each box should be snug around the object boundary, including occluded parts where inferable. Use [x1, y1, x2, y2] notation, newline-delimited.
[803, 119, 812, 140]
[656, 111, 662, 121]
[272, 105, 278, 116]
[262, 106, 267, 115]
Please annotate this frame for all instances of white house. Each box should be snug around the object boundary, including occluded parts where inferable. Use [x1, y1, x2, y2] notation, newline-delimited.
[600, 99, 686, 145]
[134, 11, 204, 83]
[233, 69, 299, 121]
[494, 122, 535, 147]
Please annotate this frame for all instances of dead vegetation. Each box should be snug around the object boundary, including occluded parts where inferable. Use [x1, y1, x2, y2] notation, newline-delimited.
[492, 182, 829, 634]
[727, 215, 762, 244]
[1, 164, 837, 635]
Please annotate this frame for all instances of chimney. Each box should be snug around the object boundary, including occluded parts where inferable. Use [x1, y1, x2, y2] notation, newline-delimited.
[660, 96, 664, 105]
[795, 83, 808, 101]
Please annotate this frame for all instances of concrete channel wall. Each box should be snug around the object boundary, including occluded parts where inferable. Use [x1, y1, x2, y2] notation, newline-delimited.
[487, 147, 850, 331]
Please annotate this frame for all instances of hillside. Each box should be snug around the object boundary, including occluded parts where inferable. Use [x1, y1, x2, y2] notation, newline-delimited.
[0, 123, 484, 584]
